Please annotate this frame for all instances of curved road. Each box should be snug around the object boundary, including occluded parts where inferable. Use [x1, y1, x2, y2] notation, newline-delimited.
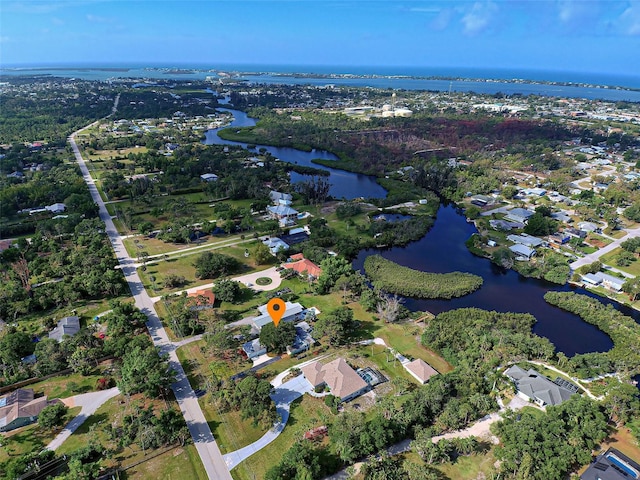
[69, 124, 232, 479]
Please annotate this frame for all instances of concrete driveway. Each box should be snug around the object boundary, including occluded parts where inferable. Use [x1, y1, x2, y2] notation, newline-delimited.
[233, 267, 282, 291]
[46, 387, 120, 451]
[223, 375, 312, 469]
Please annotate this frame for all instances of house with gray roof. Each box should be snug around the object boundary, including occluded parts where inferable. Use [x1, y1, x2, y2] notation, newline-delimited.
[507, 233, 545, 248]
[581, 447, 640, 480]
[509, 244, 535, 260]
[0, 389, 61, 432]
[301, 358, 369, 403]
[504, 365, 576, 407]
[252, 301, 305, 332]
[504, 208, 534, 224]
[49, 316, 80, 342]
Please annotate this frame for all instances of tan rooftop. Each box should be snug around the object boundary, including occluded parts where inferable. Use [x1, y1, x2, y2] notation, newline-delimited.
[301, 358, 368, 401]
[404, 359, 438, 384]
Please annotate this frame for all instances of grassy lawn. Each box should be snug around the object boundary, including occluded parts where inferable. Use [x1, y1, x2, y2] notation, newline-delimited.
[28, 371, 105, 399]
[601, 248, 640, 276]
[436, 448, 498, 479]
[123, 444, 207, 480]
[176, 341, 250, 386]
[374, 322, 453, 374]
[0, 407, 81, 463]
[200, 398, 267, 455]
[231, 396, 333, 480]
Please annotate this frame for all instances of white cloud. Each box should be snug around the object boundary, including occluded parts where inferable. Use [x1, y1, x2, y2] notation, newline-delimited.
[431, 8, 454, 31]
[86, 13, 114, 23]
[461, 1, 498, 36]
[619, 4, 640, 35]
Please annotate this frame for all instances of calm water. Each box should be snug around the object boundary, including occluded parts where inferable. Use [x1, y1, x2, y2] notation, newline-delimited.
[353, 204, 640, 357]
[203, 108, 387, 199]
[3, 64, 640, 101]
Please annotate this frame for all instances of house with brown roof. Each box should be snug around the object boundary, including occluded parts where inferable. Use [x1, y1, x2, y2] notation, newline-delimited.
[301, 358, 369, 403]
[187, 289, 216, 310]
[283, 254, 322, 280]
[0, 389, 61, 432]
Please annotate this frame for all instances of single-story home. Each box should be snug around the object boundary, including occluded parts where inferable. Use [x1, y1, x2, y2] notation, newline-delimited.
[551, 211, 572, 223]
[403, 359, 438, 384]
[270, 190, 293, 206]
[507, 233, 545, 248]
[504, 208, 534, 224]
[548, 232, 570, 246]
[470, 194, 494, 207]
[45, 203, 66, 214]
[187, 289, 216, 309]
[263, 237, 290, 255]
[578, 221, 599, 233]
[242, 338, 266, 359]
[283, 254, 322, 279]
[509, 244, 535, 260]
[0, 389, 61, 432]
[580, 447, 640, 480]
[200, 173, 219, 182]
[49, 316, 80, 342]
[301, 358, 369, 403]
[286, 321, 315, 356]
[253, 301, 305, 331]
[504, 365, 575, 407]
[489, 219, 523, 231]
[582, 272, 625, 292]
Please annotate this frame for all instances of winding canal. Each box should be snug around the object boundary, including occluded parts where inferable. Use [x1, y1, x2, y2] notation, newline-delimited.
[204, 107, 640, 357]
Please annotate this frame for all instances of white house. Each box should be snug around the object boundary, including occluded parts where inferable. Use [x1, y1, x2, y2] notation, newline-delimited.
[200, 173, 219, 182]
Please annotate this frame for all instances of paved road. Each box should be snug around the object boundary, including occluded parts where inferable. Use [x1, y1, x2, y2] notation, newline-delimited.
[70, 126, 232, 479]
[223, 374, 312, 470]
[46, 387, 120, 451]
[570, 224, 640, 271]
[149, 266, 282, 303]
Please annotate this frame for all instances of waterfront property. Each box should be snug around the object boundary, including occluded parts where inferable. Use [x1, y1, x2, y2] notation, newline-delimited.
[0, 389, 61, 432]
[301, 358, 369, 403]
[509, 243, 535, 260]
[581, 448, 640, 480]
[49, 316, 80, 342]
[504, 365, 576, 407]
[581, 272, 625, 292]
[507, 233, 546, 248]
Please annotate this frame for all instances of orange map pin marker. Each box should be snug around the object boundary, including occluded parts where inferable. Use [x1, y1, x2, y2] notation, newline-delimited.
[267, 298, 286, 327]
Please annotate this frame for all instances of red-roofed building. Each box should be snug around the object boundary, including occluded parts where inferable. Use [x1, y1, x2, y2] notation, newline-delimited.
[187, 289, 216, 310]
[283, 255, 322, 279]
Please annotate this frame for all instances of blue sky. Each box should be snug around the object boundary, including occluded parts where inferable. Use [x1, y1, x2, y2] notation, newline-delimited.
[1, 0, 640, 76]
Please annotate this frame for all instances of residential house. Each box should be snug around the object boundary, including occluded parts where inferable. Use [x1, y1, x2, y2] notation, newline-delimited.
[283, 254, 322, 280]
[262, 237, 290, 255]
[187, 289, 216, 310]
[597, 272, 626, 292]
[548, 232, 571, 247]
[504, 365, 576, 407]
[267, 205, 299, 227]
[301, 358, 369, 403]
[286, 321, 315, 356]
[269, 191, 293, 206]
[470, 194, 494, 207]
[200, 173, 219, 182]
[565, 227, 587, 239]
[509, 244, 535, 260]
[242, 338, 266, 359]
[403, 359, 438, 384]
[579, 221, 600, 233]
[504, 208, 534, 224]
[490, 219, 523, 231]
[49, 316, 80, 342]
[581, 448, 640, 480]
[0, 389, 61, 432]
[45, 203, 66, 214]
[252, 301, 305, 332]
[507, 233, 545, 248]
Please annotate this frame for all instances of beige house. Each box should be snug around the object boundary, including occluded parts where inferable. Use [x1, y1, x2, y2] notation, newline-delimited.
[0, 389, 61, 432]
[301, 358, 369, 403]
[403, 359, 438, 384]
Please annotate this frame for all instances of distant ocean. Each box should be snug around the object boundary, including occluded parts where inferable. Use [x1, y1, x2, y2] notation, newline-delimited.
[2, 63, 640, 101]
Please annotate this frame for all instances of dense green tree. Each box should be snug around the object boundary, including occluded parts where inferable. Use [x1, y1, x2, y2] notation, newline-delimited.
[212, 279, 242, 303]
[259, 322, 296, 353]
[118, 345, 174, 397]
[194, 252, 241, 279]
[0, 331, 34, 365]
[314, 307, 356, 346]
[38, 402, 69, 430]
